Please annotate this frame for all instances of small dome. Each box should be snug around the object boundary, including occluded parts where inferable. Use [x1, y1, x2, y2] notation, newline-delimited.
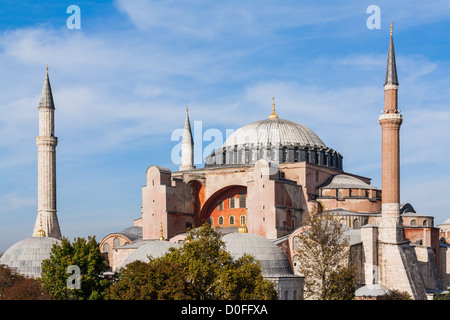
[319, 174, 376, 190]
[224, 118, 326, 149]
[0, 236, 61, 278]
[222, 232, 293, 276]
[121, 240, 179, 268]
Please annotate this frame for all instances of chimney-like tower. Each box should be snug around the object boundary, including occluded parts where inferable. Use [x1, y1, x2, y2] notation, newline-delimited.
[32, 66, 62, 239]
[379, 22, 403, 243]
[179, 107, 195, 171]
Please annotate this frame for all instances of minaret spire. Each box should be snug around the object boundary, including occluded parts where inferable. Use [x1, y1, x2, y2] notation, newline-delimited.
[33, 65, 62, 239]
[179, 106, 195, 171]
[385, 21, 399, 87]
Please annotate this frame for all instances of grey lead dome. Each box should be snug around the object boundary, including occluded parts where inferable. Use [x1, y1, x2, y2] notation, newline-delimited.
[223, 118, 327, 149]
[205, 116, 343, 170]
[222, 232, 294, 276]
[0, 236, 61, 278]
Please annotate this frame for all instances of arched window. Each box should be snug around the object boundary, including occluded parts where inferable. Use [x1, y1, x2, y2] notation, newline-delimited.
[284, 290, 289, 300]
[103, 243, 110, 253]
[218, 216, 224, 225]
[240, 215, 246, 226]
[239, 190, 246, 208]
[353, 219, 360, 229]
[423, 220, 428, 227]
[229, 196, 235, 209]
[113, 237, 120, 248]
[411, 219, 417, 226]
[229, 215, 235, 225]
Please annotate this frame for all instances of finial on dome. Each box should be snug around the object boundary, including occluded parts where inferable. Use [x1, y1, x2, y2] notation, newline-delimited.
[159, 222, 165, 241]
[238, 223, 248, 234]
[390, 21, 393, 36]
[269, 96, 278, 119]
[35, 215, 46, 237]
[186, 105, 188, 113]
[46, 63, 48, 72]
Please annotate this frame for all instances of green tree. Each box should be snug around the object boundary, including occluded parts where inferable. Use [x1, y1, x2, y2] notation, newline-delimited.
[323, 264, 357, 300]
[106, 223, 277, 300]
[384, 289, 413, 300]
[295, 213, 356, 300]
[40, 236, 111, 300]
[0, 265, 51, 300]
[106, 258, 191, 300]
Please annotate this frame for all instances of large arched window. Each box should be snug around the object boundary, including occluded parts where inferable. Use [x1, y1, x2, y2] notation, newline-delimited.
[103, 243, 110, 253]
[113, 237, 120, 248]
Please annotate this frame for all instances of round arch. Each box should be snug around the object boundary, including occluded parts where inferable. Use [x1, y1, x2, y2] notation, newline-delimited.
[199, 185, 247, 227]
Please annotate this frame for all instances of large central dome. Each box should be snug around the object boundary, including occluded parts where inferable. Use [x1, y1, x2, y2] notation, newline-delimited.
[204, 103, 343, 171]
[223, 118, 326, 149]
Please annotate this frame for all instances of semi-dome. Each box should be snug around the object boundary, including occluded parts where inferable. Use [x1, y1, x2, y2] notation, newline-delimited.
[0, 236, 62, 278]
[222, 232, 293, 276]
[121, 240, 179, 268]
[205, 116, 342, 170]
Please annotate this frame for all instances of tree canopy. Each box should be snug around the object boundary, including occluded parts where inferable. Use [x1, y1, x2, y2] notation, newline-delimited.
[295, 213, 356, 300]
[40, 236, 110, 300]
[106, 223, 278, 300]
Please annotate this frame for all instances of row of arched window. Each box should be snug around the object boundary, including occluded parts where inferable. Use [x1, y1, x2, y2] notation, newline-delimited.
[209, 215, 246, 226]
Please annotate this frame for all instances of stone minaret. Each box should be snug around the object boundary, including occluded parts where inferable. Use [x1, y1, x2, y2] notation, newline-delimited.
[179, 107, 195, 171]
[32, 66, 62, 239]
[378, 22, 403, 243]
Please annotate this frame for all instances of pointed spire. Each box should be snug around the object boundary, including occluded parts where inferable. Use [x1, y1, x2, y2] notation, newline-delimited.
[182, 106, 193, 144]
[180, 106, 195, 171]
[385, 21, 399, 86]
[39, 64, 55, 110]
[269, 97, 278, 119]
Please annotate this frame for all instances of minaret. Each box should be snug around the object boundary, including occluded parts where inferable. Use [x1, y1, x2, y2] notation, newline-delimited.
[378, 22, 403, 243]
[32, 65, 62, 239]
[376, 24, 427, 299]
[179, 106, 195, 171]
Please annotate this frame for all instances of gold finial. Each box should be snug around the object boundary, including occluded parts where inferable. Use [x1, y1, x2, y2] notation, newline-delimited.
[46, 63, 48, 72]
[238, 223, 248, 234]
[36, 215, 46, 237]
[186, 105, 188, 112]
[238, 213, 248, 233]
[159, 222, 165, 241]
[390, 21, 393, 35]
[269, 96, 278, 119]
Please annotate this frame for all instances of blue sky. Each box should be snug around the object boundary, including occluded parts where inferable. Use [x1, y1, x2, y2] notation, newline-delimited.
[1, 0, 450, 252]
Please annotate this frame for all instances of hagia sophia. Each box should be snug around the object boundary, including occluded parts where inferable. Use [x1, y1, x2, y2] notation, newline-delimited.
[1, 26, 449, 300]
